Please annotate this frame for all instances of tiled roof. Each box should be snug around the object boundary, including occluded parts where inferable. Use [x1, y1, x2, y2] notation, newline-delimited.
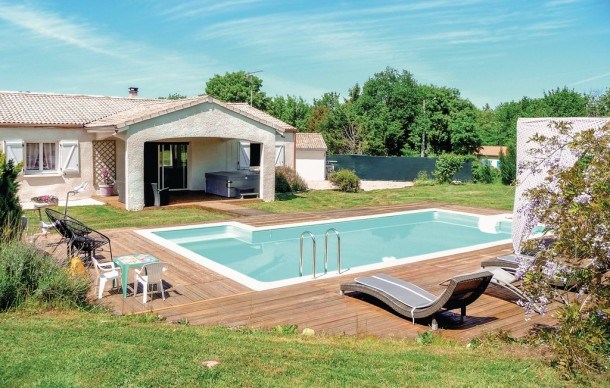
[477, 146, 508, 157]
[0, 91, 295, 133]
[296, 132, 327, 150]
[0, 91, 168, 126]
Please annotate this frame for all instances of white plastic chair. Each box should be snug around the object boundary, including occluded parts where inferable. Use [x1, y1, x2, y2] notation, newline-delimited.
[91, 257, 121, 299]
[134, 263, 167, 303]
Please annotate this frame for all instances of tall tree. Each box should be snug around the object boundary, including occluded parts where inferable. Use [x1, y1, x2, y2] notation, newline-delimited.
[204, 71, 268, 109]
[266, 95, 312, 131]
[356, 67, 421, 156]
[449, 108, 481, 155]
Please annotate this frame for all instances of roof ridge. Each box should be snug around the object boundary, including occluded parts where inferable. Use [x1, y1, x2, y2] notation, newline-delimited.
[0, 90, 175, 102]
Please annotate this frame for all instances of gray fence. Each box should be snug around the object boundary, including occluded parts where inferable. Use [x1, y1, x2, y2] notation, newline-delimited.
[328, 154, 473, 181]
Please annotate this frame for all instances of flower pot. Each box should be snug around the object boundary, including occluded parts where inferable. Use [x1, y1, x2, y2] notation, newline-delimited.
[99, 184, 114, 197]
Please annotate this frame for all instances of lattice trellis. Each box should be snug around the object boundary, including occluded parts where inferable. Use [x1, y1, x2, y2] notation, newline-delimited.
[93, 140, 116, 186]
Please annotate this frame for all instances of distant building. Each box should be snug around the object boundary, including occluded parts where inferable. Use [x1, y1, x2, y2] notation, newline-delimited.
[476, 146, 508, 168]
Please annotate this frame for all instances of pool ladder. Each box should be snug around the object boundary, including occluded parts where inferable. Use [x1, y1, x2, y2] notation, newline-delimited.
[299, 229, 342, 278]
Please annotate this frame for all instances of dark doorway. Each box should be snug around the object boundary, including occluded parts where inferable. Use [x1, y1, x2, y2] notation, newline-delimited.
[144, 142, 188, 206]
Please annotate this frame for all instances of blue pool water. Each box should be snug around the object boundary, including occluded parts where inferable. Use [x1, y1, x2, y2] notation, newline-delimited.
[141, 209, 512, 290]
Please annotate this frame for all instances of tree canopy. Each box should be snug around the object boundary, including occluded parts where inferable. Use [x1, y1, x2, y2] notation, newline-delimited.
[202, 68, 608, 159]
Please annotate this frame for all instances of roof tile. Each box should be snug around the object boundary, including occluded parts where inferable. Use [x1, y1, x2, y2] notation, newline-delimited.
[296, 132, 327, 150]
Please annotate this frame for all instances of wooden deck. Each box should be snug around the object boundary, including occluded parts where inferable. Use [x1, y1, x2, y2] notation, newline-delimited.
[73, 202, 555, 341]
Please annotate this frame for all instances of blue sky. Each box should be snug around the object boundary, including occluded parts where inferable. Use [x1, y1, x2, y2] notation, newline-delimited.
[0, 0, 608, 108]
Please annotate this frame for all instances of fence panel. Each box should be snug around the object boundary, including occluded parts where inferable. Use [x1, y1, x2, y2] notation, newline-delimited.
[328, 155, 473, 181]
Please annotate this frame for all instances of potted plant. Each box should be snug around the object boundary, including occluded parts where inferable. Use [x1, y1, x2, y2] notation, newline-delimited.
[99, 167, 115, 196]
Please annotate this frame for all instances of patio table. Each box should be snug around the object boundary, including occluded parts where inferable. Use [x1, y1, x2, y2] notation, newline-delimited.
[113, 254, 160, 298]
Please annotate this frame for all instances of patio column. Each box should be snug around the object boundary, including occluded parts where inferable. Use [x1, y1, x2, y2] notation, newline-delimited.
[260, 138, 275, 201]
[124, 137, 145, 211]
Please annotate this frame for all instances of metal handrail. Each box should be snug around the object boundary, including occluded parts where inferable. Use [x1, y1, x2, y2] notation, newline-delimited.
[325, 228, 341, 274]
[299, 231, 317, 278]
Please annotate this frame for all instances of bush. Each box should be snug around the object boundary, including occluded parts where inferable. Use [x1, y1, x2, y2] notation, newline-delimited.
[275, 166, 308, 193]
[499, 144, 516, 185]
[329, 169, 360, 192]
[433, 154, 465, 184]
[0, 241, 90, 310]
[0, 149, 24, 241]
[518, 121, 610, 375]
[413, 171, 435, 187]
[471, 160, 497, 184]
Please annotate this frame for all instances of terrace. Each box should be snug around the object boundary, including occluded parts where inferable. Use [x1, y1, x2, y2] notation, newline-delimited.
[50, 202, 557, 341]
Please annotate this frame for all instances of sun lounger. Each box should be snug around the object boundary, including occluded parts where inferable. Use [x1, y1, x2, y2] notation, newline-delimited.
[481, 253, 532, 273]
[339, 271, 493, 324]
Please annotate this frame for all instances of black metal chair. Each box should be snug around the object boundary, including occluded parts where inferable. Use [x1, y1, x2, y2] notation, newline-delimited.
[45, 208, 112, 264]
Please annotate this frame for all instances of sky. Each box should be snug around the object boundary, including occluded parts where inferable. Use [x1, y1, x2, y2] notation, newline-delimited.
[0, 0, 609, 108]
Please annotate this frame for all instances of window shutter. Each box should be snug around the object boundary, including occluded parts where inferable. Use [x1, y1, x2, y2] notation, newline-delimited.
[275, 145, 285, 166]
[60, 140, 80, 173]
[238, 142, 250, 169]
[3, 140, 24, 165]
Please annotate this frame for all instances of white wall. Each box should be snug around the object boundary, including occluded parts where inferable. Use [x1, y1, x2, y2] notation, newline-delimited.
[296, 149, 326, 181]
[189, 138, 235, 190]
[124, 102, 277, 210]
[0, 126, 98, 203]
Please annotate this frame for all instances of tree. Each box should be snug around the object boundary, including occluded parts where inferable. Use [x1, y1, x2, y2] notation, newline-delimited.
[356, 67, 421, 156]
[326, 101, 364, 154]
[204, 71, 268, 109]
[540, 87, 587, 117]
[449, 108, 481, 155]
[518, 121, 610, 374]
[498, 144, 516, 185]
[158, 93, 187, 100]
[266, 95, 312, 131]
[477, 105, 505, 146]
[0, 150, 23, 241]
[585, 88, 610, 116]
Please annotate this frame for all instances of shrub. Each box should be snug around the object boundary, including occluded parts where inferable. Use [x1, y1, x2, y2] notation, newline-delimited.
[471, 160, 497, 184]
[275, 166, 308, 193]
[433, 154, 465, 184]
[0, 241, 90, 311]
[499, 144, 516, 185]
[413, 170, 435, 187]
[0, 149, 24, 241]
[329, 169, 360, 192]
[518, 121, 610, 375]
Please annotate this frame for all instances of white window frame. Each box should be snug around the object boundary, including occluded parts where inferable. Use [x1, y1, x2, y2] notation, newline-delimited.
[24, 141, 59, 175]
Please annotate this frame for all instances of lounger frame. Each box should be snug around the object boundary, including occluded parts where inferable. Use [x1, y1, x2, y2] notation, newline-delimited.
[340, 271, 493, 323]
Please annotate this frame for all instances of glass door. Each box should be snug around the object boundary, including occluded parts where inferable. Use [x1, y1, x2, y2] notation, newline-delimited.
[158, 143, 188, 190]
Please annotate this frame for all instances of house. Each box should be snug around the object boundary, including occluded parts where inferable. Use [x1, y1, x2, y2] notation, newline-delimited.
[0, 89, 298, 210]
[295, 132, 327, 181]
[476, 146, 507, 168]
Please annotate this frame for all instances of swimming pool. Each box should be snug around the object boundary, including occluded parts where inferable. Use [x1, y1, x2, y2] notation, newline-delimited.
[137, 209, 512, 290]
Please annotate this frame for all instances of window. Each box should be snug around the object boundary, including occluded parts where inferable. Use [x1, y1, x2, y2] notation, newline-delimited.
[25, 142, 57, 174]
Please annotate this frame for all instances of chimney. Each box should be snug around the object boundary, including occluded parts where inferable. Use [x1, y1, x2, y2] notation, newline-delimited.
[128, 87, 139, 98]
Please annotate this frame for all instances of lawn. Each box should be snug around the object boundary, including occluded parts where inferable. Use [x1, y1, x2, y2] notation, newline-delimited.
[24, 204, 229, 232]
[24, 183, 513, 231]
[247, 183, 515, 213]
[0, 311, 589, 387]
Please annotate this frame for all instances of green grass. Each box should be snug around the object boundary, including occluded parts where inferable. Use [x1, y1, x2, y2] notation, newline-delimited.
[0, 311, 593, 387]
[25, 205, 229, 231]
[248, 183, 515, 213]
[24, 184, 513, 231]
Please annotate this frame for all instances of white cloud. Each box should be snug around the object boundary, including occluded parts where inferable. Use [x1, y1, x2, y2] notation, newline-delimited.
[0, 2, 123, 57]
[570, 71, 610, 86]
